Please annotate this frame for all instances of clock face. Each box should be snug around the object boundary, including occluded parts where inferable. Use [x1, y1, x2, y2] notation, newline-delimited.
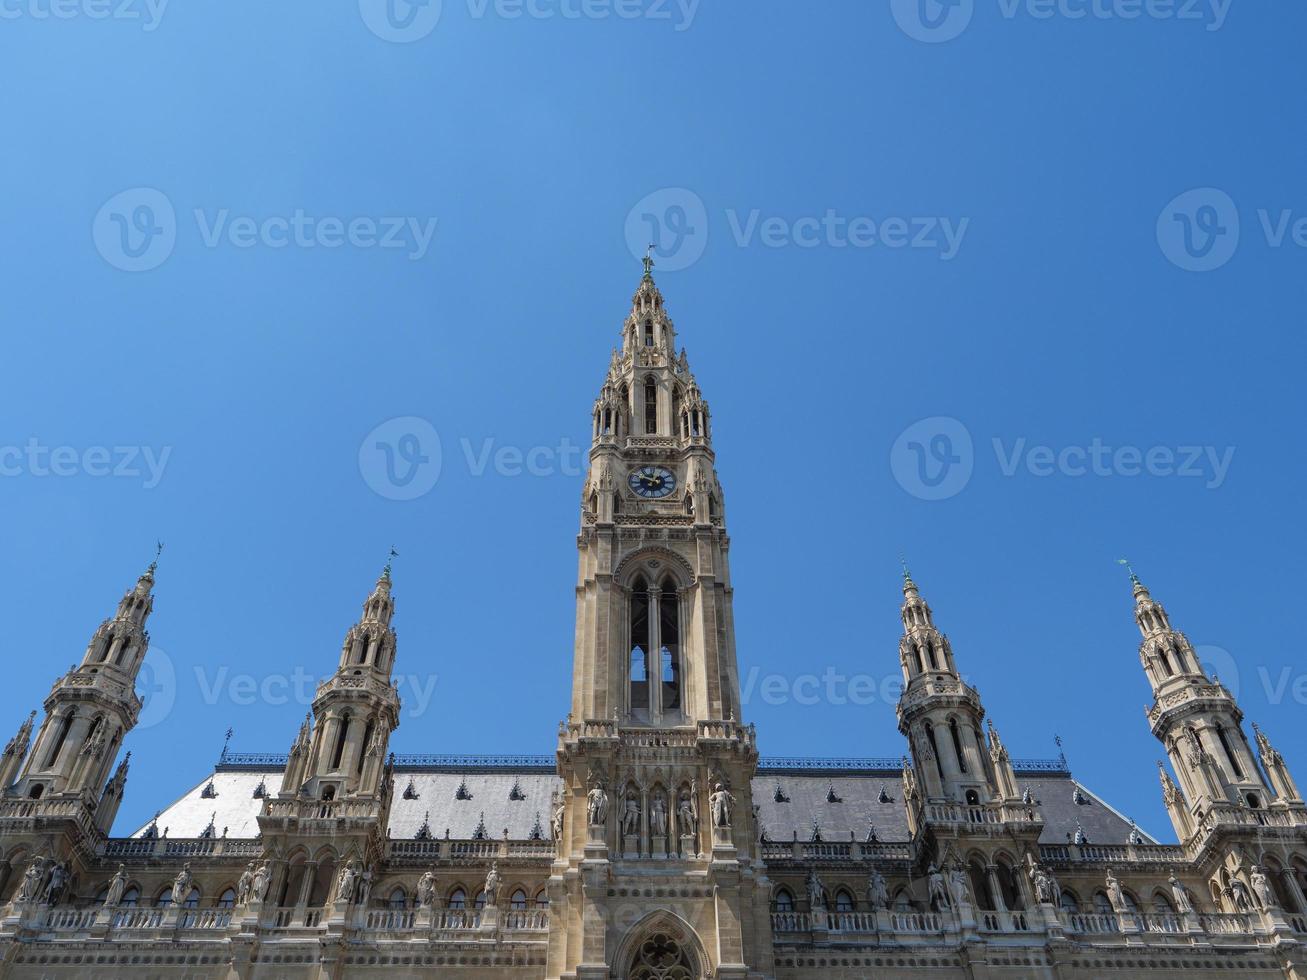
[629, 465, 677, 499]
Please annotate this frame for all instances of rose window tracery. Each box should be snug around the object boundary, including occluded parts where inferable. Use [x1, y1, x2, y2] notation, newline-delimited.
[628, 933, 696, 980]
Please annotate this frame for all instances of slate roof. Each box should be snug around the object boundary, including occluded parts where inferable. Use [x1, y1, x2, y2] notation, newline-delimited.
[129, 756, 1155, 845]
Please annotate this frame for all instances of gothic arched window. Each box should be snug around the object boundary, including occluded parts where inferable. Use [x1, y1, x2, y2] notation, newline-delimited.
[120, 886, 139, 908]
[644, 320, 654, 347]
[357, 720, 375, 775]
[834, 889, 855, 913]
[659, 577, 681, 713]
[388, 887, 407, 909]
[182, 888, 200, 909]
[949, 719, 968, 774]
[773, 888, 794, 912]
[630, 578, 650, 717]
[217, 888, 236, 909]
[448, 888, 466, 910]
[533, 888, 549, 908]
[628, 933, 696, 980]
[45, 712, 75, 769]
[510, 889, 528, 910]
[1215, 725, 1245, 780]
[644, 377, 658, 434]
[331, 714, 351, 771]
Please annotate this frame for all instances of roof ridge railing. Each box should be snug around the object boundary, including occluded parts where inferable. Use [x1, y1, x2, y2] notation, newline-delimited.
[217, 750, 1070, 776]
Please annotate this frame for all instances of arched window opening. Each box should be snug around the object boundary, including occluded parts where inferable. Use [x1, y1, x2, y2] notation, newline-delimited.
[774, 888, 794, 913]
[114, 638, 130, 666]
[182, 888, 200, 909]
[330, 715, 350, 771]
[1152, 892, 1175, 916]
[997, 863, 1023, 911]
[357, 721, 375, 775]
[643, 320, 654, 347]
[834, 889, 855, 913]
[629, 579, 650, 718]
[1247, 792, 1262, 809]
[308, 859, 335, 907]
[950, 719, 968, 774]
[355, 636, 369, 665]
[628, 933, 697, 980]
[474, 890, 489, 910]
[1215, 725, 1245, 780]
[965, 789, 980, 807]
[659, 578, 681, 713]
[100, 633, 115, 662]
[155, 888, 174, 909]
[120, 886, 139, 908]
[45, 713, 75, 769]
[533, 888, 549, 909]
[217, 888, 237, 909]
[1157, 650, 1172, 678]
[1060, 890, 1080, 913]
[924, 723, 945, 783]
[321, 785, 336, 802]
[388, 887, 407, 910]
[969, 861, 994, 910]
[28, 784, 43, 800]
[510, 889, 528, 910]
[644, 378, 658, 434]
[448, 888, 466, 910]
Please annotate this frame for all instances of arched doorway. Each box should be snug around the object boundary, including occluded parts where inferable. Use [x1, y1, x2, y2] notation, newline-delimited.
[615, 911, 707, 980]
[628, 934, 697, 980]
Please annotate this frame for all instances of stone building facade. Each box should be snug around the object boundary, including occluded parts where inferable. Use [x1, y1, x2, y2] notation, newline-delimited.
[1, 264, 1305, 978]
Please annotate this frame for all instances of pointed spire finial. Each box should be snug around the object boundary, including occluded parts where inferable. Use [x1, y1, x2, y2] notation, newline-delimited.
[1117, 557, 1140, 586]
[383, 545, 399, 581]
[148, 540, 163, 575]
[642, 245, 655, 281]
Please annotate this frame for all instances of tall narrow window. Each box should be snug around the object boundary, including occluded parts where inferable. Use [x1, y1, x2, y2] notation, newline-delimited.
[924, 723, 945, 782]
[331, 714, 350, 770]
[629, 579, 650, 717]
[644, 320, 654, 346]
[45, 712, 74, 769]
[659, 577, 680, 712]
[949, 718, 968, 773]
[1215, 725, 1245, 780]
[357, 720, 374, 774]
[644, 378, 658, 434]
[100, 633, 114, 662]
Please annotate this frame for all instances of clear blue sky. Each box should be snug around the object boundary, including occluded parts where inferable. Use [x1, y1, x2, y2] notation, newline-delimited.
[1, 1, 1303, 841]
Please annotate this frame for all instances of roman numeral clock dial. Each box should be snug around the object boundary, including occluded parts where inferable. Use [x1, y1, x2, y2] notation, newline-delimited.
[628, 465, 676, 499]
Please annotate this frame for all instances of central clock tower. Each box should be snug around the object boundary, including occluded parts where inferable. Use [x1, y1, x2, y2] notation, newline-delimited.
[546, 261, 772, 980]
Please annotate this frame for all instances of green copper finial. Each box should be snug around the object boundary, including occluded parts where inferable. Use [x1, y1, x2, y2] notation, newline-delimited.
[898, 553, 913, 582]
[642, 244, 655, 281]
[1116, 557, 1140, 586]
[383, 545, 399, 580]
[148, 540, 163, 574]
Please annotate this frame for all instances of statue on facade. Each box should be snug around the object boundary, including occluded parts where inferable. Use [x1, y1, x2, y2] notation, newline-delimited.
[170, 863, 192, 907]
[927, 864, 950, 910]
[1168, 873, 1193, 914]
[622, 794, 641, 836]
[1250, 866, 1276, 910]
[16, 858, 45, 904]
[806, 869, 825, 911]
[867, 868, 890, 911]
[1029, 864, 1055, 905]
[677, 783, 698, 838]
[43, 862, 68, 907]
[417, 870, 436, 910]
[586, 778, 609, 827]
[483, 863, 502, 909]
[105, 865, 128, 907]
[551, 798, 565, 843]
[709, 779, 735, 828]
[336, 862, 359, 904]
[650, 793, 668, 837]
[1230, 875, 1253, 912]
[250, 862, 271, 904]
[358, 867, 374, 909]
[1105, 869, 1126, 913]
[949, 864, 972, 907]
[235, 862, 255, 906]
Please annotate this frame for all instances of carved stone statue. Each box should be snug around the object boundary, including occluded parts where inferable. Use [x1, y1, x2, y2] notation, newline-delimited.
[1250, 866, 1275, 910]
[357, 867, 374, 909]
[586, 779, 609, 827]
[927, 864, 950, 910]
[622, 795, 641, 836]
[1029, 864, 1054, 905]
[709, 780, 735, 828]
[650, 794, 668, 837]
[336, 862, 359, 904]
[250, 862, 271, 904]
[483, 863, 502, 909]
[236, 862, 255, 906]
[949, 865, 972, 907]
[677, 784, 698, 838]
[16, 858, 45, 904]
[551, 799, 565, 843]
[1168, 873, 1193, 914]
[417, 870, 436, 910]
[170, 863, 192, 907]
[105, 865, 128, 907]
[1105, 869, 1126, 913]
[43, 862, 68, 907]
[1230, 876, 1253, 912]
[806, 869, 825, 911]
[867, 868, 890, 911]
